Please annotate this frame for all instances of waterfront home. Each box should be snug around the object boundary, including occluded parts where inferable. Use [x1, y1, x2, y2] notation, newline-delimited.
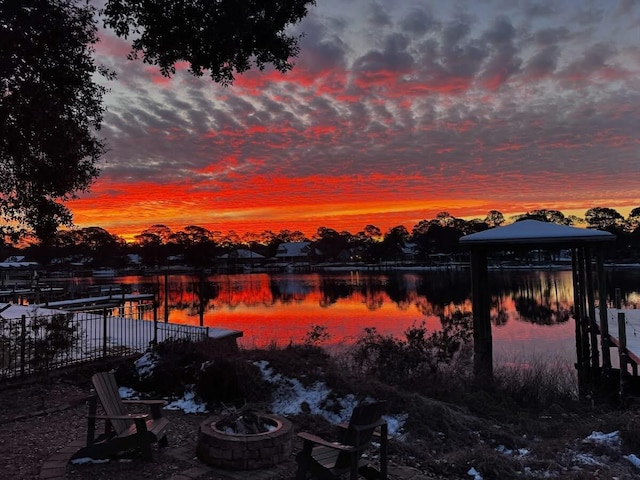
[275, 242, 312, 263]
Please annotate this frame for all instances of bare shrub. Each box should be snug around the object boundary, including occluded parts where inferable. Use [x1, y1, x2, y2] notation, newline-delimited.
[196, 357, 270, 407]
[30, 313, 80, 373]
[350, 312, 473, 386]
[493, 356, 578, 409]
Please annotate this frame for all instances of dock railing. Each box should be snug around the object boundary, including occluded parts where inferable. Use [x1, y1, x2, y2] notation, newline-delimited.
[0, 303, 209, 379]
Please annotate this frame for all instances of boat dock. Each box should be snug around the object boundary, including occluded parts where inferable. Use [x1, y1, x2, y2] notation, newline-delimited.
[34, 293, 156, 311]
[602, 308, 640, 372]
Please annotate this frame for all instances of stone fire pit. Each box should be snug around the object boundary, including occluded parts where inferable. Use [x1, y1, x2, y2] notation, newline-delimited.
[196, 411, 293, 470]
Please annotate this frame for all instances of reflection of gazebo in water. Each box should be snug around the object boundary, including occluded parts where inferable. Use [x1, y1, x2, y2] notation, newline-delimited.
[459, 220, 616, 393]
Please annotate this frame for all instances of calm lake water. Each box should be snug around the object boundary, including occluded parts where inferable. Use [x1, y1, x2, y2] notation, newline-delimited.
[65, 268, 640, 365]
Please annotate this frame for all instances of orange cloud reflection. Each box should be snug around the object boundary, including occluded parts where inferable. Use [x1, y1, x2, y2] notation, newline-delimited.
[141, 271, 579, 360]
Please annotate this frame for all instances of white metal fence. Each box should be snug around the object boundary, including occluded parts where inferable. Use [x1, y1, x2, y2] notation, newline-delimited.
[0, 304, 210, 378]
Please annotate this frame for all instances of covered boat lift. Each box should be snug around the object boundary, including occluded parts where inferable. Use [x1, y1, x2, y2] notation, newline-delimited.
[459, 220, 616, 393]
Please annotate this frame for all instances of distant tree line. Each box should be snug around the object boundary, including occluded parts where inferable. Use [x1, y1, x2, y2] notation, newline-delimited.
[6, 206, 640, 268]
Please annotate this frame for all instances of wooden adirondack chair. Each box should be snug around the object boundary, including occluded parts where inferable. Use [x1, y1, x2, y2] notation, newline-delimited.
[296, 400, 388, 480]
[72, 371, 170, 461]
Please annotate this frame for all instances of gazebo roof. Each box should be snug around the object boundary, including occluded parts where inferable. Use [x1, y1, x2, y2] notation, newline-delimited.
[459, 220, 615, 248]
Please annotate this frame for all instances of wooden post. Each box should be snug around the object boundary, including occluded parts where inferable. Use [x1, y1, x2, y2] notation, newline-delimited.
[199, 270, 205, 327]
[618, 312, 627, 400]
[584, 249, 600, 373]
[152, 301, 158, 345]
[571, 248, 584, 391]
[164, 271, 169, 323]
[597, 250, 611, 370]
[102, 308, 108, 358]
[470, 248, 492, 381]
[577, 248, 591, 379]
[20, 315, 26, 376]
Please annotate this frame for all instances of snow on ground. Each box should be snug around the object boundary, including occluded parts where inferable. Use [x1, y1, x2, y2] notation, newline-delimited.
[164, 386, 208, 414]
[254, 360, 358, 423]
[69, 457, 112, 465]
[582, 430, 621, 448]
[118, 386, 139, 399]
[580, 430, 640, 470]
[467, 466, 483, 479]
[134, 351, 157, 378]
[469, 430, 640, 479]
[254, 360, 407, 437]
[119, 355, 408, 437]
[626, 453, 640, 468]
[495, 444, 529, 457]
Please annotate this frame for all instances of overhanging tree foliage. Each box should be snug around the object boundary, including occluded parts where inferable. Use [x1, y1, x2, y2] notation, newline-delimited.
[0, 0, 107, 242]
[1, 0, 316, 242]
[102, 0, 316, 85]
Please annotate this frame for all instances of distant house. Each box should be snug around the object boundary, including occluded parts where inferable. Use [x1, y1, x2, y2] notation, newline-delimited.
[127, 253, 143, 266]
[0, 256, 42, 287]
[233, 249, 266, 261]
[216, 249, 266, 273]
[4, 255, 26, 263]
[219, 249, 266, 261]
[401, 242, 418, 262]
[275, 242, 312, 263]
[219, 249, 265, 264]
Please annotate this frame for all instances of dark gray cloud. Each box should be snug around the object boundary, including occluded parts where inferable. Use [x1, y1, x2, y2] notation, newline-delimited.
[89, 0, 640, 233]
[399, 6, 439, 36]
[367, 1, 392, 28]
[532, 27, 571, 46]
[571, 7, 605, 26]
[523, 44, 559, 78]
[523, 1, 557, 17]
[352, 33, 415, 73]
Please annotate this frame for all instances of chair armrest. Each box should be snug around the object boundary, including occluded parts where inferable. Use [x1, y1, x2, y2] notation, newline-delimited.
[352, 418, 387, 432]
[297, 432, 357, 452]
[122, 399, 166, 406]
[88, 413, 149, 420]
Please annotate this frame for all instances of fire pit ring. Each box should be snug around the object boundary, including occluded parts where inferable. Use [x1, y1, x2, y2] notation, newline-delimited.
[196, 413, 293, 470]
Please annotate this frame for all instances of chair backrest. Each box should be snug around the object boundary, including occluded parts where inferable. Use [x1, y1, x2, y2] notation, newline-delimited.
[335, 400, 387, 469]
[91, 371, 131, 435]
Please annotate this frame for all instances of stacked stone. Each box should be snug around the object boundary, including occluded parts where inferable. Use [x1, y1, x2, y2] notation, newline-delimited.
[197, 415, 293, 470]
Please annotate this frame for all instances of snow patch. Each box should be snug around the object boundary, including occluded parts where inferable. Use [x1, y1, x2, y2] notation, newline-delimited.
[467, 466, 483, 479]
[254, 360, 406, 436]
[164, 385, 208, 414]
[118, 386, 139, 399]
[134, 351, 158, 378]
[625, 453, 640, 468]
[70, 457, 111, 465]
[496, 445, 529, 457]
[582, 430, 621, 448]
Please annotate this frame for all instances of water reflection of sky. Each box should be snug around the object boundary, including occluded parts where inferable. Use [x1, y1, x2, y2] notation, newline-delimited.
[106, 269, 640, 365]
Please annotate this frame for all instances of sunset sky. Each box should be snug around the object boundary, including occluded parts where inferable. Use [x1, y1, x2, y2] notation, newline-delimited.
[68, 0, 640, 241]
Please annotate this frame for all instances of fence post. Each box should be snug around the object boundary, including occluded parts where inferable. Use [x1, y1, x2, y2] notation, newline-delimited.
[164, 272, 169, 323]
[619, 312, 627, 400]
[102, 308, 108, 358]
[153, 301, 158, 345]
[20, 315, 26, 376]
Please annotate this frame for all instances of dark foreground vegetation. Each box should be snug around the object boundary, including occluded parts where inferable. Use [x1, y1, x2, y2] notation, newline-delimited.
[4, 322, 640, 479]
[100, 323, 640, 479]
